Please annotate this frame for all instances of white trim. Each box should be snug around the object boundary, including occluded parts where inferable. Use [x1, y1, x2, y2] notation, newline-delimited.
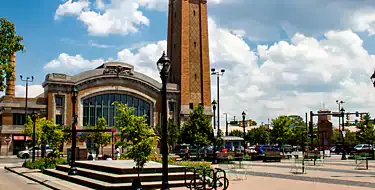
[77, 86, 157, 127]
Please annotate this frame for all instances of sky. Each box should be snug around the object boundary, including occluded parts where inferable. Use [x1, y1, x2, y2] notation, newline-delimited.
[2, 0, 375, 127]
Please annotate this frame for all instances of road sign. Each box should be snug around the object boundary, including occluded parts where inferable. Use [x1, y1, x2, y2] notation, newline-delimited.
[342, 131, 346, 138]
[4, 138, 11, 143]
[214, 129, 217, 137]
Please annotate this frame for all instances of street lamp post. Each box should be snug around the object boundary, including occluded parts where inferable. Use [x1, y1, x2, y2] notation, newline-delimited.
[68, 86, 79, 175]
[157, 51, 171, 190]
[20, 75, 34, 150]
[224, 113, 228, 136]
[211, 68, 225, 134]
[340, 107, 347, 160]
[242, 111, 246, 151]
[31, 111, 38, 162]
[212, 100, 217, 164]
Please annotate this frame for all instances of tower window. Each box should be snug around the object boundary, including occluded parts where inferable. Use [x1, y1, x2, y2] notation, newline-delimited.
[194, 42, 196, 47]
[174, 12, 176, 18]
[193, 10, 196, 16]
[189, 103, 194, 109]
[194, 73, 197, 80]
[174, 44, 176, 49]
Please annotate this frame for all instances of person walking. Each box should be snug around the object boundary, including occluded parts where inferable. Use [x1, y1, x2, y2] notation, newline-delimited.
[115, 146, 121, 160]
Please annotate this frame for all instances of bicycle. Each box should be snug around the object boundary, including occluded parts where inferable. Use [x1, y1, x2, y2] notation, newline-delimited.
[188, 167, 229, 190]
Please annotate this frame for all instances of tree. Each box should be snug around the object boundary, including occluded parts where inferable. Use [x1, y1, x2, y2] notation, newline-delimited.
[114, 103, 159, 187]
[332, 128, 357, 146]
[113, 103, 135, 151]
[83, 118, 111, 156]
[24, 116, 64, 157]
[0, 18, 24, 90]
[181, 105, 213, 147]
[246, 126, 270, 145]
[270, 116, 293, 145]
[229, 129, 243, 137]
[356, 114, 375, 145]
[155, 119, 180, 147]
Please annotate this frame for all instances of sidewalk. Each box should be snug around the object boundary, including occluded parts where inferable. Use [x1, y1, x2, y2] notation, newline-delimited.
[0, 155, 17, 159]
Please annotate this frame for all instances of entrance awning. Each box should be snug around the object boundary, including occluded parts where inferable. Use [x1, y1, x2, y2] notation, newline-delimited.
[13, 136, 32, 141]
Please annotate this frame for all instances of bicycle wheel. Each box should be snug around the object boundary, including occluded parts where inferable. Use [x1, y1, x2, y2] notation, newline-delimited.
[189, 177, 204, 190]
[216, 177, 229, 190]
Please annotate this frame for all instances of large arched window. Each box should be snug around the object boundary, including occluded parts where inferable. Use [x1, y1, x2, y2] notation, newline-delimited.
[82, 93, 151, 127]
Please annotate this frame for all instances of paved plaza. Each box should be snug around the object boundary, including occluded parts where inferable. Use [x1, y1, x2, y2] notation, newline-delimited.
[3, 155, 375, 189]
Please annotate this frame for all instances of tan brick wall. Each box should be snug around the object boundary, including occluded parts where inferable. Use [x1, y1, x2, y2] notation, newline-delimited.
[180, 0, 191, 106]
[200, 2, 211, 107]
[5, 53, 16, 97]
[47, 92, 53, 120]
[2, 112, 12, 125]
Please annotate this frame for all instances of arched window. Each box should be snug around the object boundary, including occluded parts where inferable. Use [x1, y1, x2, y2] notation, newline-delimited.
[82, 93, 151, 127]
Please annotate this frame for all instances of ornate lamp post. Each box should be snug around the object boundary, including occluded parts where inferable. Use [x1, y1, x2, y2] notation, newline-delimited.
[31, 111, 38, 162]
[211, 100, 217, 164]
[242, 111, 246, 151]
[157, 51, 171, 190]
[340, 107, 347, 160]
[68, 86, 79, 175]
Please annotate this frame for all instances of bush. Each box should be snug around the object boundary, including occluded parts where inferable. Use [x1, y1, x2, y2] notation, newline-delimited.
[25, 157, 67, 171]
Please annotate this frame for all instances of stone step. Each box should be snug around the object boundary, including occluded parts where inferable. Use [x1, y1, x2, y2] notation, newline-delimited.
[56, 165, 196, 183]
[75, 160, 186, 174]
[44, 169, 191, 190]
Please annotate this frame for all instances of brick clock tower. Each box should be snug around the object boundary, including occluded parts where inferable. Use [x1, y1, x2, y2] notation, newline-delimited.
[167, 0, 212, 122]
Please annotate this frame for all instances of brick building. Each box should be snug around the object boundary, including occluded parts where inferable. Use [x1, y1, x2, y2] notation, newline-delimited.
[0, 0, 212, 155]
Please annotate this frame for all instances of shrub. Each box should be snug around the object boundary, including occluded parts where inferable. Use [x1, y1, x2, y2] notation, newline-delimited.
[25, 157, 67, 171]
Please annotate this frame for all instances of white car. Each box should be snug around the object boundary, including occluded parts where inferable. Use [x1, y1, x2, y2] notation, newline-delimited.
[353, 144, 374, 151]
[17, 146, 53, 159]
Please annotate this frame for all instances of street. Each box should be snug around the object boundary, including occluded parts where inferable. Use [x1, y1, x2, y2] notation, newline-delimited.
[0, 158, 50, 190]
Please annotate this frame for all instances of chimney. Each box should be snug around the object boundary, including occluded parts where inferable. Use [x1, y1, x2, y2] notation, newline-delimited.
[5, 53, 16, 97]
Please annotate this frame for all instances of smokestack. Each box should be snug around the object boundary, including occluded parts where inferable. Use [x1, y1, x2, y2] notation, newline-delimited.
[5, 53, 16, 97]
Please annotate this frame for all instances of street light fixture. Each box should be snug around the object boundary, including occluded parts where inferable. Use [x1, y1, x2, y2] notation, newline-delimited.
[242, 111, 246, 151]
[157, 51, 171, 190]
[340, 107, 347, 160]
[211, 68, 225, 134]
[211, 100, 217, 164]
[20, 75, 34, 150]
[31, 111, 38, 162]
[68, 86, 79, 175]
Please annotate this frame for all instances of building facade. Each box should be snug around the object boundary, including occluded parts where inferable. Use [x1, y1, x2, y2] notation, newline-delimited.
[0, 0, 212, 155]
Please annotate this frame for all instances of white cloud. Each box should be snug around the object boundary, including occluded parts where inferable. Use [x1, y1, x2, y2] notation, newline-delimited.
[44, 53, 105, 74]
[55, 0, 149, 36]
[350, 9, 375, 36]
[55, 0, 90, 20]
[45, 17, 375, 126]
[15, 85, 44, 98]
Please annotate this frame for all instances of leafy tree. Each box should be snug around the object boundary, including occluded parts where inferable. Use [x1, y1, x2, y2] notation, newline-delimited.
[181, 105, 213, 147]
[332, 128, 357, 146]
[155, 119, 180, 147]
[246, 126, 270, 145]
[24, 116, 63, 157]
[229, 129, 243, 137]
[356, 114, 375, 145]
[114, 103, 159, 181]
[249, 120, 257, 126]
[270, 116, 293, 145]
[0, 18, 24, 90]
[83, 118, 111, 156]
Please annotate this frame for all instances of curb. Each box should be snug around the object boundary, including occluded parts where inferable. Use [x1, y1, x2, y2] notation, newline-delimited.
[4, 166, 59, 190]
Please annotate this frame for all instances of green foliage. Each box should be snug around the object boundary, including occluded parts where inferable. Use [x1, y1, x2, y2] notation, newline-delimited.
[332, 128, 357, 146]
[250, 120, 257, 126]
[114, 103, 159, 170]
[181, 105, 213, 147]
[25, 157, 67, 171]
[270, 115, 307, 146]
[83, 118, 111, 156]
[356, 114, 375, 144]
[246, 126, 270, 145]
[229, 129, 243, 137]
[0, 18, 24, 90]
[155, 119, 181, 147]
[24, 116, 64, 155]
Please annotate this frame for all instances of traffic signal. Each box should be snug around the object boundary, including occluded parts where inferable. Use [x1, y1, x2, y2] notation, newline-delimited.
[355, 111, 359, 117]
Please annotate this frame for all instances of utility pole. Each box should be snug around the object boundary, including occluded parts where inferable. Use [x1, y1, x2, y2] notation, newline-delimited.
[20, 75, 34, 150]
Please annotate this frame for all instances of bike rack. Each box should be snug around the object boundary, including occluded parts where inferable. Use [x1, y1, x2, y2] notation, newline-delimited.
[185, 167, 229, 190]
[214, 168, 228, 189]
[184, 167, 196, 189]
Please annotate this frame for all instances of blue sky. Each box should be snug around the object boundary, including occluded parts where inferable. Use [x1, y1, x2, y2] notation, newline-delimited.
[3, 0, 375, 124]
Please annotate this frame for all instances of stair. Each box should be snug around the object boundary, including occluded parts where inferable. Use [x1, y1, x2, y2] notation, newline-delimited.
[43, 161, 196, 189]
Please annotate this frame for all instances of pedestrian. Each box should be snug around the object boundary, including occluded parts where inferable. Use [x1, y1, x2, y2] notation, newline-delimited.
[185, 146, 190, 160]
[115, 146, 120, 160]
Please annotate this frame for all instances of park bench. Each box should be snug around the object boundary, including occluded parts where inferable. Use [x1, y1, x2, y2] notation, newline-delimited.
[263, 150, 281, 162]
[354, 153, 371, 170]
[217, 152, 237, 163]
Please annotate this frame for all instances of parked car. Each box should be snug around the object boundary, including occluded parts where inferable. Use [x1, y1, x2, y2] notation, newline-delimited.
[17, 146, 52, 159]
[353, 144, 374, 152]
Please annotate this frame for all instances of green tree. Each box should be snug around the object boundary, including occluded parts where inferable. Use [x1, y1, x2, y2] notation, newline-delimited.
[114, 103, 159, 180]
[229, 129, 243, 137]
[155, 119, 180, 147]
[270, 116, 293, 145]
[181, 105, 213, 147]
[0, 18, 24, 90]
[356, 114, 375, 145]
[24, 116, 63, 157]
[92, 118, 111, 156]
[246, 126, 270, 145]
[113, 103, 135, 150]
